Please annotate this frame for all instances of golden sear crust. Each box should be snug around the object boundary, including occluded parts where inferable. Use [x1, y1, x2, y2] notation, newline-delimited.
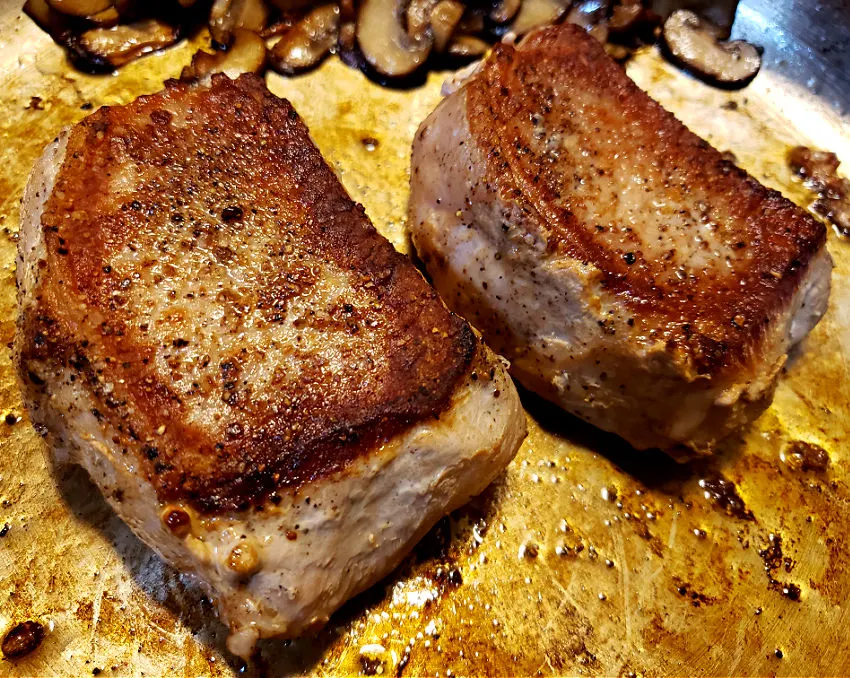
[466, 25, 827, 375]
[22, 74, 475, 513]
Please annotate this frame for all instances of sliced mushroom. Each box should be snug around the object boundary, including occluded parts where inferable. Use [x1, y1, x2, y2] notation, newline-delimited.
[266, 0, 322, 11]
[446, 34, 488, 58]
[182, 27, 266, 80]
[24, 0, 69, 34]
[113, 0, 141, 20]
[357, 0, 432, 77]
[649, 0, 739, 38]
[88, 6, 121, 26]
[234, 0, 269, 33]
[406, 0, 439, 41]
[209, 0, 236, 44]
[77, 18, 179, 69]
[209, 0, 269, 45]
[430, 0, 464, 52]
[261, 17, 297, 38]
[508, 0, 571, 36]
[608, 0, 643, 33]
[662, 9, 761, 87]
[47, 0, 113, 18]
[407, 0, 464, 50]
[490, 0, 521, 25]
[269, 4, 340, 75]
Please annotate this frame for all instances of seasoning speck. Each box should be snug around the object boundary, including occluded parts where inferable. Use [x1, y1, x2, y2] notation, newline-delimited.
[221, 205, 244, 223]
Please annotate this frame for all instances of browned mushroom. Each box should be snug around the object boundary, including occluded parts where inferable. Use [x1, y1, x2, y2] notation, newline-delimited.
[260, 16, 297, 38]
[430, 0, 464, 52]
[649, 0, 740, 38]
[268, 4, 340, 75]
[24, 0, 68, 34]
[47, 0, 113, 18]
[608, 0, 643, 33]
[405, 0, 463, 51]
[490, 0, 521, 25]
[182, 27, 267, 80]
[76, 18, 179, 69]
[508, 0, 570, 36]
[357, 0, 432, 77]
[266, 0, 322, 11]
[446, 34, 488, 58]
[88, 6, 121, 26]
[406, 0, 439, 41]
[662, 9, 761, 87]
[209, 0, 269, 46]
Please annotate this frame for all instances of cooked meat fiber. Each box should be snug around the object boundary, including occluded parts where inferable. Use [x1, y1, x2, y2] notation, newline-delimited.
[15, 74, 525, 657]
[409, 25, 831, 455]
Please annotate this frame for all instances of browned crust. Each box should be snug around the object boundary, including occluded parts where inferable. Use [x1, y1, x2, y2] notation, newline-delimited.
[465, 25, 827, 375]
[20, 74, 475, 513]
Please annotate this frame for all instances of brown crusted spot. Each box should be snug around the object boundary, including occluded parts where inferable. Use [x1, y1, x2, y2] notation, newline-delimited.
[21, 74, 475, 513]
[466, 25, 826, 376]
[783, 440, 830, 472]
[759, 533, 802, 601]
[2, 621, 44, 659]
[698, 474, 753, 520]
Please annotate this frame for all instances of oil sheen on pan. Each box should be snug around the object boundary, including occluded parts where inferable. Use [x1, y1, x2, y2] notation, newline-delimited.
[0, 6, 849, 677]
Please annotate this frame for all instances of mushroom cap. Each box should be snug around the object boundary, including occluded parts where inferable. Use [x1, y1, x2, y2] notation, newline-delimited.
[47, 0, 113, 18]
[663, 9, 762, 88]
[356, 0, 432, 77]
[268, 4, 340, 75]
[182, 27, 267, 81]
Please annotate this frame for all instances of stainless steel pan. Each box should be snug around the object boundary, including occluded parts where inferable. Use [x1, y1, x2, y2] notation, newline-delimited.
[0, 1, 848, 674]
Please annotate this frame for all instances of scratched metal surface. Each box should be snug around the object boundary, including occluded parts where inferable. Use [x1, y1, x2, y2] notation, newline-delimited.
[1, 2, 849, 676]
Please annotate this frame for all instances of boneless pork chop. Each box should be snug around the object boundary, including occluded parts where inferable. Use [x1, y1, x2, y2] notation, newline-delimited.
[409, 25, 831, 455]
[15, 74, 525, 657]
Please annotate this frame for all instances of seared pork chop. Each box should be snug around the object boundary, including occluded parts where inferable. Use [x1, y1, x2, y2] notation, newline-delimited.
[15, 74, 525, 657]
[409, 25, 831, 455]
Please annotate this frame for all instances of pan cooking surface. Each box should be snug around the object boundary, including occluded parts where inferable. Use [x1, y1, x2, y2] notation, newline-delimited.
[0, 3, 848, 675]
